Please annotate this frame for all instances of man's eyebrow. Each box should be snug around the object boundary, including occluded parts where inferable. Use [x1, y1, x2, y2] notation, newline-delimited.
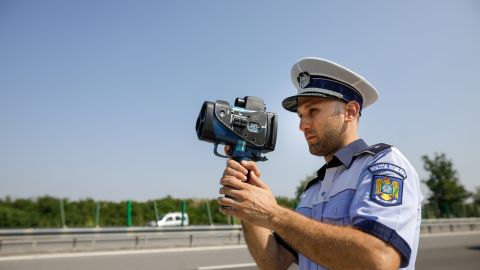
[298, 102, 315, 110]
[296, 103, 312, 115]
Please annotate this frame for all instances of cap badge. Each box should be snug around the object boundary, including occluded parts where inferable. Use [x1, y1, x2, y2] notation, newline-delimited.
[298, 73, 310, 89]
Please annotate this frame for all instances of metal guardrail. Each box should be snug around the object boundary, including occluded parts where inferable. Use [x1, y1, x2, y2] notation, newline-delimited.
[1, 219, 479, 255]
[0, 225, 244, 255]
[0, 225, 243, 237]
[420, 218, 480, 234]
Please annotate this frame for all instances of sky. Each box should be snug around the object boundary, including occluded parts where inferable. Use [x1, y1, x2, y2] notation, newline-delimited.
[1, 0, 479, 201]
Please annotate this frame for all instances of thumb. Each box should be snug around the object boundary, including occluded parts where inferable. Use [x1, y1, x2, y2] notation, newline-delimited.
[248, 170, 269, 190]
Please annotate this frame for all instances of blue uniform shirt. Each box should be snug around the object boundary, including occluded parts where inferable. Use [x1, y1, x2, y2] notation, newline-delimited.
[292, 139, 423, 270]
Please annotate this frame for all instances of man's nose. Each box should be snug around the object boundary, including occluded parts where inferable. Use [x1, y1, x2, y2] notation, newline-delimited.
[299, 117, 311, 131]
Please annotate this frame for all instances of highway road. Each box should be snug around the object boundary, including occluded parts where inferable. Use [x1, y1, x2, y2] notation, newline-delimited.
[0, 231, 479, 270]
[416, 231, 480, 270]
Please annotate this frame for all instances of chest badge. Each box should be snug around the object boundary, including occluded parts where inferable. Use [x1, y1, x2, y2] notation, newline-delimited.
[370, 175, 403, 206]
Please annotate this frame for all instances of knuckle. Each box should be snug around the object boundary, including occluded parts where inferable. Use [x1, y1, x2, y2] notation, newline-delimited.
[219, 197, 229, 205]
[223, 168, 236, 178]
[236, 192, 246, 201]
[220, 177, 228, 186]
[235, 171, 246, 178]
[231, 168, 240, 176]
[225, 175, 237, 182]
[224, 176, 235, 185]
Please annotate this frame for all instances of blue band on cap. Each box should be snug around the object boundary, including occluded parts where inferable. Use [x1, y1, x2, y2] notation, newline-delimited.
[299, 73, 364, 109]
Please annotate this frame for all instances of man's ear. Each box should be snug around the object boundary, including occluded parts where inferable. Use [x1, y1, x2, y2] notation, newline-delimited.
[344, 101, 360, 122]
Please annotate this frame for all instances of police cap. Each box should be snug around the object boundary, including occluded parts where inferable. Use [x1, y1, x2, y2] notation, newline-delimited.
[282, 57, 379, 112]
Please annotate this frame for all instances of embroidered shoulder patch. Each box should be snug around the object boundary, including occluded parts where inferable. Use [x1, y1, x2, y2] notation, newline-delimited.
[370, 175, 403, 206]
[368, 163, 407, 179]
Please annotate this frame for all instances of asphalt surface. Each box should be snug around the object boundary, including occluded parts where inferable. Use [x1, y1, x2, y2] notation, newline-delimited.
[0, 246, 255, 270]
[0, 231, 479, 270]
[416, 232, 480, 270]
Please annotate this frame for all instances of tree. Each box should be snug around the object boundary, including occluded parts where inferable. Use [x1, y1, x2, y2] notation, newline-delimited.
[473, 187, 480, 206]
[295, 172, 317, 202]
[422, 153, 469, 218]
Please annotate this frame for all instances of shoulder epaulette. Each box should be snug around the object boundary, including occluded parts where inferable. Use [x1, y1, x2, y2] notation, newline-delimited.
[356, 143, 392, 156]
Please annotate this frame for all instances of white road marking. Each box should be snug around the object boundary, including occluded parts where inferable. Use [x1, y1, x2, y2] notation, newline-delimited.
[197, 262, 257, 270]
[0, 245, 248, 262]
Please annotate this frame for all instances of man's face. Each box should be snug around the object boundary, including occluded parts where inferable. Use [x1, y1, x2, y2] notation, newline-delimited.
[296, 97, 346, 157]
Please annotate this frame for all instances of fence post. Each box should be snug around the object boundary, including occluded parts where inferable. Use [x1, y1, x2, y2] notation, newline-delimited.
[153, 201, 159, 223]
[237, 232, 241, 244]
[72, 237, 77, 250]
[181, 201, 187, 226]
[443, 203, 451, 218]
[127, 200, 132, 227]
[189, 234, 193, 247]
[95, 201, 101, 228]
[206, 201, 213, 225]
[59, 199, 66, 228]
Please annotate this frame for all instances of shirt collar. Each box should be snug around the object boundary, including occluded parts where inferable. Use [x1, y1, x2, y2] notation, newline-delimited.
[308, 139, 368, 191]
[333, 139, 369, 169]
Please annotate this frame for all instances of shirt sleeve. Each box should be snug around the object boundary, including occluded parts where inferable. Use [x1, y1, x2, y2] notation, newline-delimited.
[350, 148, 422, 268]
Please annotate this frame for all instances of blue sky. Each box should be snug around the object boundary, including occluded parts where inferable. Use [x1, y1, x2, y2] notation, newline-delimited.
[1, 0, 479, 201]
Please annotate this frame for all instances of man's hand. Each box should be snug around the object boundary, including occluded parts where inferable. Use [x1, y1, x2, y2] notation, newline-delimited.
[218, 157, 279, 229]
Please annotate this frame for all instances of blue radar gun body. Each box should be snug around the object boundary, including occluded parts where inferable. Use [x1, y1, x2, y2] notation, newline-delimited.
[195, 96, 277, 163]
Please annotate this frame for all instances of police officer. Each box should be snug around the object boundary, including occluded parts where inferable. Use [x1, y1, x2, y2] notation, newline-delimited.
[218, 57, 423, 270]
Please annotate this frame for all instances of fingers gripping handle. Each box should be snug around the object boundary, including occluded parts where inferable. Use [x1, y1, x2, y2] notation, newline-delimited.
[213, 140, 268, 162]
[221, 141, 251, 211]
[230, 140, 251, 184]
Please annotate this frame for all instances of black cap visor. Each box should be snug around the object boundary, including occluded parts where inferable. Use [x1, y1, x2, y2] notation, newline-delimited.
[282, 92, 342, 112]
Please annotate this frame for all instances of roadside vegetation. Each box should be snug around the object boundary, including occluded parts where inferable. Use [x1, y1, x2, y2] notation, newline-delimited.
[0, 195, 296, 228]
[1, 153, 478, 228]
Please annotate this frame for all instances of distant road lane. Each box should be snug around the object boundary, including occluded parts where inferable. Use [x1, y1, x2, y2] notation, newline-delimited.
[0, 232, 479, 270]
[0, 246, 255, 270]
[416, 232, 480, 270]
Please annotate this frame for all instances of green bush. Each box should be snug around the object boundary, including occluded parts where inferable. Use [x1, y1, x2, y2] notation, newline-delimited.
[0, 195, 296, 228]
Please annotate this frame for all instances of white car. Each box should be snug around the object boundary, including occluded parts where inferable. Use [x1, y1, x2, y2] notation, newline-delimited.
[148, 212, 189, 227]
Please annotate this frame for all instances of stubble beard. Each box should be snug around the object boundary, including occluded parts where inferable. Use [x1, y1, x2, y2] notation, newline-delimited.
[308, 115, 346, 157]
